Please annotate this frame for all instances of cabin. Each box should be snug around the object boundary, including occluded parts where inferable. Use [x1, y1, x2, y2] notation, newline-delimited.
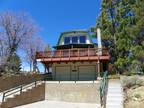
[36, 29, 110, 81]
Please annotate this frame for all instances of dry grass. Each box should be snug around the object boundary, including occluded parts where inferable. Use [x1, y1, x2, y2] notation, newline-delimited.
[121, 76, 144, 108]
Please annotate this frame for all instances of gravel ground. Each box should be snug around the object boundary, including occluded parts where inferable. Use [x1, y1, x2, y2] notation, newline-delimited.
[15, 100, 100, 108]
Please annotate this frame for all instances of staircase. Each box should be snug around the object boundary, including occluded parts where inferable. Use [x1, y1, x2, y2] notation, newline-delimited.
[106, 79, 123, 108]
[0, 82, 45, 108]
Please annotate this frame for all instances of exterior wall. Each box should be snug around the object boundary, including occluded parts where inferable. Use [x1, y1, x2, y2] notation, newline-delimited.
[59, 33, 91, 45]
[52, 62, 99, 81]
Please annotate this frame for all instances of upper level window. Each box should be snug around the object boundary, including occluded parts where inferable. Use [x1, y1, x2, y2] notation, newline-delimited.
[72, 36, 78, 44]
[79, 36, 86, 43]
[64, 37, 70, 44]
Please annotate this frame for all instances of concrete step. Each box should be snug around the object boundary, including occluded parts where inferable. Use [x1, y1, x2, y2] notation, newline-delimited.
[107, 95, 123, 98]
[108, 85, 122, 87]
[108, 83, 121, 85]
[108, 91, 122, 94]
[107, 94, 123, 98]
[108, 89, 122, 92]
[107, 99, 123, 103]
[106, 104, 123, 108]
[108, 92, 122, 94]
[108, 86, 122, 88]
[106, 102, 123, 106]
[108, 89, 122, 91]
[109, 83, 121, 84]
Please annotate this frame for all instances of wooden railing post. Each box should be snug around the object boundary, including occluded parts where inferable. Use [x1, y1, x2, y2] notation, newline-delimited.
[88, 48, 89, 57]
[61, 50, 63, 58]
[78, 49, 79, 57]
[69, 49, 70, 58]
[59, 50, 61, 58]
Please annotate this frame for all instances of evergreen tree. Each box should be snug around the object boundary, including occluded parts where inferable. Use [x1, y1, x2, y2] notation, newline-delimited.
[6, 53, 22, 74]
[96, 0, 144, 73]
[128, 0, 144, 72]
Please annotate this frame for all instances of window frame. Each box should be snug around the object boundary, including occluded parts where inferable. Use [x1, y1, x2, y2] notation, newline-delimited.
[72, 36, 78, 44]
[79, 36, 86, 43]
[64, 37, 71, 45]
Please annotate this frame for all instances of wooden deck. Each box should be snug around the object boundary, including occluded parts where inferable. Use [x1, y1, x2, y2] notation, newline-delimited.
[36, 48, 110, 62]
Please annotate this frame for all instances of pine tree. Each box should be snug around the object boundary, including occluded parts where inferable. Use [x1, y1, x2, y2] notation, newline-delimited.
[96, 0, 144, 73]
[6, 53, 22, 74]
[128, 0, 144, 72]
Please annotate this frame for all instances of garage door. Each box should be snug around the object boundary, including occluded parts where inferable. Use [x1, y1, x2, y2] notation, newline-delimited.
[79, 66, 96, 81]
[55, 66, 70, 81]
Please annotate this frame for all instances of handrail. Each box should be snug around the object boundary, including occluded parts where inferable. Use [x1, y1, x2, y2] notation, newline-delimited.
[2, 80, 42, 102]
[99, 71, 108, 108]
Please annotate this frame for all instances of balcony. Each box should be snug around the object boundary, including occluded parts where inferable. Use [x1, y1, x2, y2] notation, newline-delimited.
[36, 48, 110, 62]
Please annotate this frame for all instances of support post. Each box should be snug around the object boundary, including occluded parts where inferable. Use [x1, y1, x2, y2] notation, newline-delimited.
[97, 59, 101, 78]
[44, 63, 49, 74]
[44, 65, 47, 73]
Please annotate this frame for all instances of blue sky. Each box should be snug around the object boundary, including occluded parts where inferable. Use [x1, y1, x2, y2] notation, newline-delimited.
[0, 0, 101, 47]
[0, 0, 101, 71]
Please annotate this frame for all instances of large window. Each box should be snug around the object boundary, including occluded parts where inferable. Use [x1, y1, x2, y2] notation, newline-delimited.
[64, 36, 86, 45]
[79, 36, 86, 43]
[64, 37, 70, 44]
[72, 36, 78, 44]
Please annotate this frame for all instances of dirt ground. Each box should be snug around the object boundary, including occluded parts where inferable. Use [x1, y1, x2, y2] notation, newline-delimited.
[123, 76, 144, 108]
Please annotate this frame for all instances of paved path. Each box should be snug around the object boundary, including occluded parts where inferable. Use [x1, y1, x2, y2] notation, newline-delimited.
[15, 100, 100, 108]
[106, 79, 123, 108]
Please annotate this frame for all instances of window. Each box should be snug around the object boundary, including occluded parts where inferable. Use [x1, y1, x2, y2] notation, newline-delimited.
[72, 36, 78, 44]
[79, 36, 86, 43]
[64, 37, 70, 44]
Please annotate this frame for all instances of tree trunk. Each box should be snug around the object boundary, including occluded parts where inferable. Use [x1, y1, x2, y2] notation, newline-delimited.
[30, 63, 32, 72]
[33, 59, 37, 72]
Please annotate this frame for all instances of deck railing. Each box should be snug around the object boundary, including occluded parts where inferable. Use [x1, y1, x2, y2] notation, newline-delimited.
[36, 48, 109, 59]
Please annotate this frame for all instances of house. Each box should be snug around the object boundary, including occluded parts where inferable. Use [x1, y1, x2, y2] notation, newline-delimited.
[36, 29, 110, 81]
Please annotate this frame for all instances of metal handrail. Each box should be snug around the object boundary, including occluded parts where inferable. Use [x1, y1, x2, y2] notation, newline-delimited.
[99, 71, 108, 108]
[2, 80, 42, 102]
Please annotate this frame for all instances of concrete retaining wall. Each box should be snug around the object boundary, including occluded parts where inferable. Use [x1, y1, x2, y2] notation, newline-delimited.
[45, 81, 100, 104]
[0, 81, 100, 108]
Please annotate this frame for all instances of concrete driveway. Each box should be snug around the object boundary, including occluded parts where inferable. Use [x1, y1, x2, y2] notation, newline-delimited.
[15, 100, 100, 108]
